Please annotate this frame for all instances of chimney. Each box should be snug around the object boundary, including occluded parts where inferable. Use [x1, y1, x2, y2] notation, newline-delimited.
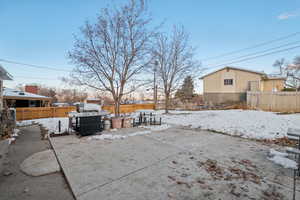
[25, 85, 38, 94]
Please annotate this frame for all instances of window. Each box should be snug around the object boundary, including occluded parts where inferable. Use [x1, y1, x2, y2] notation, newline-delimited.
[224, 79, 233, 85]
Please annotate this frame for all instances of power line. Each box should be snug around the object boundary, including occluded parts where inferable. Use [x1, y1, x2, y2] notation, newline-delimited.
[201, 31, 300, 61]
[14, 76, 60, 80]
[0, 58, 72, 72]
[206, 40, 300, 67]
[206, 44, 300, 69]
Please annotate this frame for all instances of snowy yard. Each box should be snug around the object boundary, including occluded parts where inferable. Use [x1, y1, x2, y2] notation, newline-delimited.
[134, 109, 300, 140]
[17, 109, 300, 140]
[162, 110, 300, 139]
[17, 118, 69, 134]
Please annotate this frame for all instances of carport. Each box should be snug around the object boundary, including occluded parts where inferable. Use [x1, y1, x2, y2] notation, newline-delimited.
[3, 88, 51, 108]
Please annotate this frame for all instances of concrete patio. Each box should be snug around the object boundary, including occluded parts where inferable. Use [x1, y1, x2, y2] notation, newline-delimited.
[50, 126, 300, 200]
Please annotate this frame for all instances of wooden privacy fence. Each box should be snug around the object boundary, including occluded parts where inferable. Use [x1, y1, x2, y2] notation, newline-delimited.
[247, 91, 300, 112]
[102, 103, 155, 114]
[16, 106, 76, 121]
[16, 104, 155, 121]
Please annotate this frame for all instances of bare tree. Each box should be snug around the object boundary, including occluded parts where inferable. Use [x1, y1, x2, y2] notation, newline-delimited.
[287, 56, 300, 90]
[68, 0, 155, 116]
[152, 26, 200, 113]
[38, 86, 58, 103]
[273, 58, 286, 75]
[56, 89, 88, 103]
[273, 56, 300, 90]
[294, 56, 300, 66]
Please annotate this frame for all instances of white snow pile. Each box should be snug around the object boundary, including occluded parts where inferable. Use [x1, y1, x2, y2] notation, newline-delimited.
[156, 110, 300, 140]
[128, 130, 151, 136]
[12, 129, 20, 137]
[7, 137, 16, 145]
[17, 118, 69, 134]
[140, 124, 171, 131]
[88, 134, 126, 140]
[268, 149, 298, 169]
[7, 129, 21, 145]
[88, 130, 151, 141]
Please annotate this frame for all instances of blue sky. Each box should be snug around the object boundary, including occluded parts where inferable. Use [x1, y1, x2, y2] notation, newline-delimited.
[1, 0, 300, 93]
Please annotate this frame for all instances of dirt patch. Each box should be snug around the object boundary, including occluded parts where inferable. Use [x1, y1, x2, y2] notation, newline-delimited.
[197, 159, 261, 184]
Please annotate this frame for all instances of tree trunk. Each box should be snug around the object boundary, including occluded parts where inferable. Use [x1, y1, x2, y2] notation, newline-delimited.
[165, 93, 170, 114]
[114, 99, 121, 117]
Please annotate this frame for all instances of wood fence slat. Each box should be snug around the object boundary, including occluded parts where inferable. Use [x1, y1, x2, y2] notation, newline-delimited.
[16, 106, 76, 121]
[247, 91, 300, 112]
[102, 103, 155, 114]
[16, 104, 155, 121]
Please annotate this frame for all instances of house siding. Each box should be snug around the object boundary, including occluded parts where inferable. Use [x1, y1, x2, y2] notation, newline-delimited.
[202, 68, 262, 104]
[261, 79, 285, 92]
[203, 68, 262, 94]
[234, 70, 262, 92]
[203, 92, 246, 104]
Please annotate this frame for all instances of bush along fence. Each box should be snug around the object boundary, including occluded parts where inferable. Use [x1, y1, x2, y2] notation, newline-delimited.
[15, 104, 155, 121]
[247, 91, 300, 112]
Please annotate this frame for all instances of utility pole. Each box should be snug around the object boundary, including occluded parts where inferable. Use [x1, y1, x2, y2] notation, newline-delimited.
[154, 61, 158, 108]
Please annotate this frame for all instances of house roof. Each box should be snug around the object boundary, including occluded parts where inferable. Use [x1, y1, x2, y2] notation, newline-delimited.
[199, 66, 266, 79]
[0, 65, 13, 80]
[264, 76, 286, 80]
[264, 74, 286, 80]
[3, 88, 51, 100]
[86, 97, 101, 101]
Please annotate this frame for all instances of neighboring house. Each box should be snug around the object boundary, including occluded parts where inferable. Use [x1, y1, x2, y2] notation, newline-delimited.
[3, 88, 51, 107]
[85, 97, 102, 105]
[0, 65, 13, 110]
[200, 66, 285, 104]
[52, 102, 70, 107]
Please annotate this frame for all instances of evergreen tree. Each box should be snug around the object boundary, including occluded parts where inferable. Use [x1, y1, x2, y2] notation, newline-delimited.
[175, 76, 195, 101]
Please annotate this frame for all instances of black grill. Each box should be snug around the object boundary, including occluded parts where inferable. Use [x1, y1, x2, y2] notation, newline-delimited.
[75, 116, 103, 136]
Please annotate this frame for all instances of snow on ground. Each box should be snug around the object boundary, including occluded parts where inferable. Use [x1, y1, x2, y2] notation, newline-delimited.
[267, 149, 298, 169]
[139, 124, 171, 131]
[7, 137, 15, 145]
[17, 118, 69, 134]
[6, 129, 21, 145]
[269, 148, 288, 157]
[12, 129, 20, 137]
[134, 109, 300, 140]
[88, 130, 151, 141]
[17, 109, 300, 140]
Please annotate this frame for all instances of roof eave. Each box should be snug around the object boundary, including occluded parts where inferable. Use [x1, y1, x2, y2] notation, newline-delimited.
[3, 96, 52, 100]
[199, 66, 265, 79]
[0, 73, 13, 80]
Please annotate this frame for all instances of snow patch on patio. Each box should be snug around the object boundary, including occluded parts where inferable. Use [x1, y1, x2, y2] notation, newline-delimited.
[12, 129, 20, 137]
[88, 134, 126, 140]
[267, 149, 298, 169]
[140, 124, 171, 131]
[88, 130, 151, 141]
[7, 137, 15, 145]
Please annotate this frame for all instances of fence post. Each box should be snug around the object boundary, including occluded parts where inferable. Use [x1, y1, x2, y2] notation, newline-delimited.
[58, 120, 61, 133]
